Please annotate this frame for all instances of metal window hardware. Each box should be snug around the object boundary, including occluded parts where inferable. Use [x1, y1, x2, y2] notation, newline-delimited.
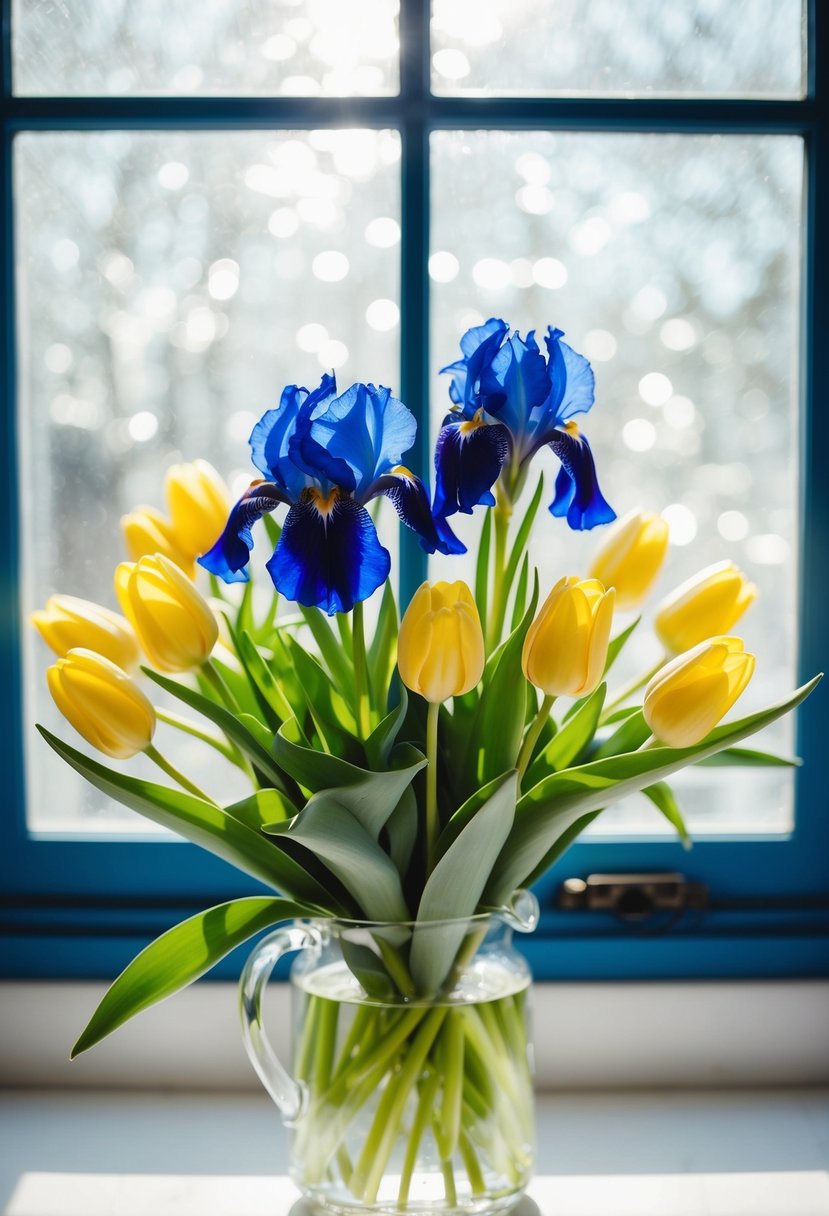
[558, 872, 709, 921]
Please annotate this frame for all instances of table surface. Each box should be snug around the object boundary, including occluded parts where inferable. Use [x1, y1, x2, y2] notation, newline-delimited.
[2, 1088, 828, 1216]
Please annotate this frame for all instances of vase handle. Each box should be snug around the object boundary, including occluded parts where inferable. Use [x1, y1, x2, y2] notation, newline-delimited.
[239, 922, 322, 1124]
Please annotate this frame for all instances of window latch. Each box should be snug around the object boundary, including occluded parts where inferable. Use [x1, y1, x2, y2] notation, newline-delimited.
[558, 872, 709, 922]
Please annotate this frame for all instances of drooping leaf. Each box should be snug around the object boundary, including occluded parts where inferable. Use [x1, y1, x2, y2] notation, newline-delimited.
[141, 667, 291, 794]
[528, 683, 606, 785]
[72, 896, 311, 1057]
[339, 939, 396, 1001]
[264, 802, 410, 922]
[521, 810, 602, 888]
[225, 788, 299, 831]
[410, 771, 518, 993]
[696, 746, 801, 767]
[299, 745, 426, 839]
[36, 727, 328, 906]
[642, 781, 691, 848]
[485, 675, 822, 903]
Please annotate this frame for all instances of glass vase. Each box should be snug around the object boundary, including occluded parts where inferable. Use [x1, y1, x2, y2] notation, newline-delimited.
[239, 897, 538, 1216]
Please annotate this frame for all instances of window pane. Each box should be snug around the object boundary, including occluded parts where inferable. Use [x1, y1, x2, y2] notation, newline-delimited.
[430, 130, 802, 835]
[431, 0, 805, 99]
[17, 129, 401, 832]
[13, 0, 399, 96]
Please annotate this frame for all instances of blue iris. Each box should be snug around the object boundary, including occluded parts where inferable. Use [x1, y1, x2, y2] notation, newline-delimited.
[199, 375, 462, 615]
[435, 320, 615, 530]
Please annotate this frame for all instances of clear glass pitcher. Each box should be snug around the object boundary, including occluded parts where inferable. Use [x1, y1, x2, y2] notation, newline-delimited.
[239, 894, 538, 1216]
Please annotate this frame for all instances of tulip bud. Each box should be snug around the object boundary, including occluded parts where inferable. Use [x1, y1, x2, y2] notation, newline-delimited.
[398, 581, 485, 703]
[165, 459, 231, 560]
[115, 553, 219, 672]
[654, 560, 758, 655]
[47, 648, 156, 759]
[588, 508, 669, 610]
[522, 576, 615, 698]
[120, 506, 195, 577]
[643, 636, 755, 748]
[32, 594, 140, 671]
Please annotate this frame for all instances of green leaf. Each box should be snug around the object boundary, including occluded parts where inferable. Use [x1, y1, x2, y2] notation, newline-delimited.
[141, 667, 291, 794]
[235, 628, 293, 723]
[384, 785, 418, 877]
[503, 472, 544, 593]
[528, 684, 606, 784]
[410, 772, 518, 993]
[697, 746, 801, 767]
[604, 616, 642, 676]
[472, 576, 539, 787]
[510, 552, 530, 634]
[72, 896, 310, 1057]
[225, 788, 299, 831]
[36, 726, 329, 906]
[299, 745, 426, 840]
[521, 810, 602, 888]
[435, 772, 519, 862]
[264, 802, 410, 922]
[364, 680, 409, 769]
[593, 708, 652, 758]
[485, 674, 822, 904]
[474, 507, 492, 625]
[367, 580, 399, 706]
[283, 633, 358, 751]
[299, 606, 355, 703]
[642, 781, 691, 848]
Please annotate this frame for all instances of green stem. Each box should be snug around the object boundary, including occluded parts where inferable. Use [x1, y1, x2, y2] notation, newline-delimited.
[459, 1129, 487, 1196]
[144, 744, 216, 803]
[516, 693, 555, 783]
[201, 658, 239, 713]
[439, 1011, 465, 1158]
[398, 1068, 441, 1208]
[601, 657, 666, 721]
[376, 938, 416, 999]
[351, 600, 372, 739]
[425, 700, 441, 875]
[487, 494, 512, 652]
[155, 707, 238, 764]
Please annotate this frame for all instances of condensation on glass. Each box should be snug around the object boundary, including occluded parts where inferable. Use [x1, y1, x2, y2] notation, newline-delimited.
[17, 129, 401, 831]
[12, 0, 399, 96]
[431, 0, 805, 99]
[429, 130, 803, 835]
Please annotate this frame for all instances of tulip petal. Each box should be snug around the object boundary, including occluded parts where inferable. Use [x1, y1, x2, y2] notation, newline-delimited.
[198, 482, 289, 583]
[548, 426, 616, 531]
[267, 490, 391, 616]
[433, 418, 511, 517]
[369, 468, 466, 556]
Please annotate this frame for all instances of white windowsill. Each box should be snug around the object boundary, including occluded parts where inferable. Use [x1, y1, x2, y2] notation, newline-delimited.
[2, 980, 828, 1091]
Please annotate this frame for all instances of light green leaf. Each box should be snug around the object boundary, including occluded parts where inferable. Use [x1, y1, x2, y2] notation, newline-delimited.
[282, 634, 358, 751]
[697, 746, 801, 767]
[141, 667, 291, 793]
[642, 781, 691, 848]
[503, 472, 544, 593]
[510, 552, 530, 634]
[475, 507, 492, 625]
[225, 788, 299, 831]
[365, 680, 409, 769]
[486, 675, 822, 903]
[410, 771, 518, 993]
[368, 580, 399, 707]
[36, 726, 328, 906]
[72, 896, 311, 1057]
[235, 628, 293, 723]
[299, 605, 355, 703]
[300, 745, 426, 839]
[264, 802, 410, 922]
[603, 615, 642, 676]
[528, 683, 606, 783]
[593, 708, 651, 758]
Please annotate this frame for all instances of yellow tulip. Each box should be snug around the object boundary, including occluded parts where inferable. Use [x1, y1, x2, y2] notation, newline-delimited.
[588, 508, 670, 610]
[120, 506, 195, 577]
[654, 560, 758, 654]
[47, 648, 156, 759]
[165, 459, 231, 560]
[522, 576, 615, 698]
[643, 636, 755, 748]
[398, 581, 485, 702]
[115, 554, 218, 672]
[31, 594, 140, 671]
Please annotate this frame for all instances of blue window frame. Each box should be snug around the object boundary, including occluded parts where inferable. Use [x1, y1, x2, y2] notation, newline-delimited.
[1, 1, 827, 981]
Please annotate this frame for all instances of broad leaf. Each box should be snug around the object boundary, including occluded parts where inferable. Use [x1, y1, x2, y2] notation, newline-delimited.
[36, 727, 329, 906]
[225, 788, 299, 831]
[384, 785, 418, 877]
[485, 675, 822, 903]
[528, 683, 606, 785]
[697, 746, 800, 767]
[410, 771, 518, 993]
[593, 708, 652, 758]
[300, 745, 426, 839]
[264, 802, 410, 922]
[365, 680, 409, 769]
[72, 897, 311, 1057]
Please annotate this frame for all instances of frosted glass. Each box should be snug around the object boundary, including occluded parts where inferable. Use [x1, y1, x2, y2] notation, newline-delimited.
[431, 0, 805, 99]
[430, 130, 802, 836]
[17, 128, 401, 831]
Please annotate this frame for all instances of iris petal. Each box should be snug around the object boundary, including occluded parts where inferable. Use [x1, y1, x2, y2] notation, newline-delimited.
[433, 420, 511, 517]
[198, 482, 288, 582]
[371, 469, 466, 555]
[250, 375, 335, 498]
[543, 328, 596, 423]
[267, 489, 391, 615]
[548, 428, 616, 531]
[440, 317, 508, 414]
[479, 330, 550, 437]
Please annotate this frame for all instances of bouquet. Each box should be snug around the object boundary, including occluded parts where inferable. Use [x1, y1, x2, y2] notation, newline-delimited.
[33, 319, 819, 1210]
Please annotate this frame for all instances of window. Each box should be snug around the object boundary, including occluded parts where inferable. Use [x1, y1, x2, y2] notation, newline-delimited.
[1, 1, 826, 980]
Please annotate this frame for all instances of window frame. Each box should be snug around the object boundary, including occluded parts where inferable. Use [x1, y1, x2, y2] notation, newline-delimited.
[1, 0, 827, 981]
